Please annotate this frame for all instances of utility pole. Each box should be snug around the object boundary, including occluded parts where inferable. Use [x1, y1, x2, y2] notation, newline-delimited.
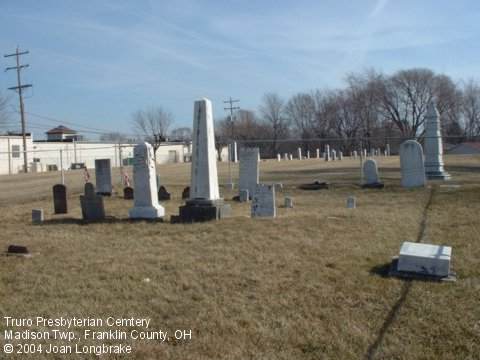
[223, 97, 240, 189]
[4, 47, 32, 173]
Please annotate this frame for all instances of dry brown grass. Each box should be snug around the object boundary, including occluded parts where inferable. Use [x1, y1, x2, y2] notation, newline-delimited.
[0, 155, 479, 359]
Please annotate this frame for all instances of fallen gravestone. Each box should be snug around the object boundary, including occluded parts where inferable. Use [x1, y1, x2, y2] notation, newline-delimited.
[362, 159, 384, 189]
[299, 181, 329, 190]
[32, 209, 44, 224]
[123, 186, 134, 200]
[80, 183, 105, 221]
[158, 186, 171, 201]
[251, 184, 276, 218]
[6, 245, 29, 256]
[95, 159, 112, 196]
[400, 140, 426, 188]
[389, 241, 455, 281]
[53, 184, 67, 214]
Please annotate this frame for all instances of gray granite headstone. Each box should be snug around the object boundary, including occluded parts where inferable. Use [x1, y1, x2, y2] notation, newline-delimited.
[95, 159, 112, 196]
[32, 209, 44, 224]
[346, 196, 356, 209]
[53, 184, 67, 214]
[239, 189, 249, 202]
[363, 159, 380, 184]
[239, 148, 259, 199]
[284, 197, 293, 208]
[251, 184, 276, 218]
[80, 182, 105, 221]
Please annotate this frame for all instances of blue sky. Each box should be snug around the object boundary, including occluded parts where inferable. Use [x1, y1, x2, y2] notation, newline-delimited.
[1, 0, 479, 139]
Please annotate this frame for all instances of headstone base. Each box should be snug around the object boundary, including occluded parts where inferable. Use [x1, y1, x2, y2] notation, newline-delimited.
[426, 171, 451, 180]
[173, 199, 231, 223]
[361, 182, 385, 189]
[129, 205, 165, 219]
[96, 192, 112, 196]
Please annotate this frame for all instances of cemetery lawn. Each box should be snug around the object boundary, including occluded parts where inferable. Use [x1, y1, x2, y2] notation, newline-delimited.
[1, 155, 479, 360]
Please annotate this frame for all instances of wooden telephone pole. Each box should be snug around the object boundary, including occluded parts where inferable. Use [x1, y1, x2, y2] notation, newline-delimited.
[4, 47, 32, 173]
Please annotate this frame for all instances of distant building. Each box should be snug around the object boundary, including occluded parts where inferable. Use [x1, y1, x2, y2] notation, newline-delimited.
[46, 125, 82, 142]
[446, 142, 480, 155]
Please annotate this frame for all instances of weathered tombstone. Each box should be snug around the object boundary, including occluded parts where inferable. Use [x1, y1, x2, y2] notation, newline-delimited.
[316, 149, 320, 158]
[32, 209, 44, 224]
[363, 149, 367, 158]
[424, 102, 450, 180]
[397, 241, 452, 277]
[307, 150, 310, 159]
[129, 142, 165, 219]
[175, 98, 230, 222]
[325, 145, 330, 161]
[277, 153, 281, 161]
[123, 186, 134, 200]
[386, 143, 391, 156]
[362, 159, 384, 188]
[251, 184, 276, 218]
[353, 150, 358, 159]
[284, 196, 293, 208]
[80, 182, 105, 221]
[339, 151, 343, 160]
[94, 159, 112, 196]
[182, 186, 190, 199]
[7, 245, 29, 255]
[289, 154, 293, 160]
[158, 185, 171, 201]
[297, 148, 302, 160]
[239, 189, 249, 202]
[346, 196, 356, 209]
[239, 148, 259, 200]
[53, 184, 67, 214]
[400, 140, 426, 188]
[331, 149, 337, 161]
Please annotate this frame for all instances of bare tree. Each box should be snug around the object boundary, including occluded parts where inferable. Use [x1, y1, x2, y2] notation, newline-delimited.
[132, 106, 174, 143]
[373, 68, 436, 138]
[285, 92, 316, 149]
[259, 92, 288, 156]
[462, 79, 480, 139]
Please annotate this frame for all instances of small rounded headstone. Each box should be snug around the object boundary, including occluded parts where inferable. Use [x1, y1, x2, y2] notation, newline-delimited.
[32, 209, 44, 224]
[347, 196, 356, 209]
[284, 197, 293, 208]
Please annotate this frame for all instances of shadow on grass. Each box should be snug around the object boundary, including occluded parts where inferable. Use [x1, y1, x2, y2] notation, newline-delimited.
[365, 280, 413, 360]
[445, 165, 480, 173]
[369, 262, 393, 278]
[42, 217, 164, 226]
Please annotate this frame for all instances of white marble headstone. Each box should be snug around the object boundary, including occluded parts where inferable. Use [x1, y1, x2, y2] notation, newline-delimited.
[325, 145, 330, 161]
[251, 184, 276, 218]
[239, 147, 259, 199]
[316, 149, 320, 158]
[297, 148, 302, 160]
[129, 142, 164, 219]
[400, 140, 426, 188]
[363, 159, 380, 184]
[190, 98, 220, 200]
[424, 102, 450, 180]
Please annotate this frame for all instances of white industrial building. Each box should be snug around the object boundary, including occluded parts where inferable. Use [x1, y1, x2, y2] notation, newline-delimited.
[0, 125, 192, 175]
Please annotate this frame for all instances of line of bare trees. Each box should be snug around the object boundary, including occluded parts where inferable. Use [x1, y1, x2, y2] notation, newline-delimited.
[216, 68, 480, 156]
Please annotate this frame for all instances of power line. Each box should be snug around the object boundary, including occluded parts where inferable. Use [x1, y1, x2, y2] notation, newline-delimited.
[4, 47, 32, 173]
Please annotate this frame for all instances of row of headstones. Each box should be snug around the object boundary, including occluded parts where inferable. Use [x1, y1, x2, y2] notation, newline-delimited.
[363, 138, 449, 188]
[276, 145, 391, 162]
